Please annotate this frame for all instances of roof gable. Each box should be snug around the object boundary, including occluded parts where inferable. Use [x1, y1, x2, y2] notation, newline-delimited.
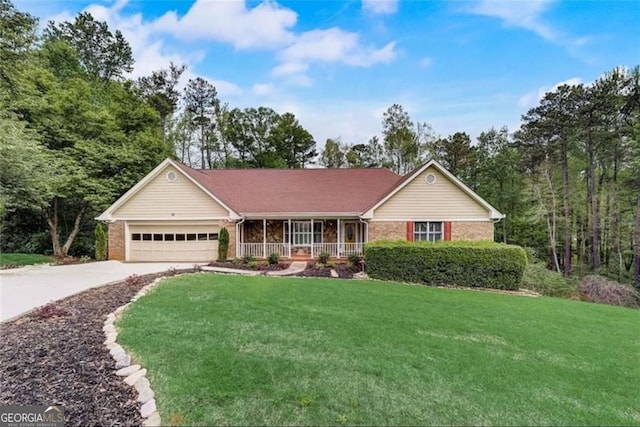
[97, 159, 240, 221]
[362, 160, 504, 220]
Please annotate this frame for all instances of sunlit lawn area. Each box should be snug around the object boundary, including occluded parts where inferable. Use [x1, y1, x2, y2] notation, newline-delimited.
[0, 253, 52, 268]
[118, 274, 640, 426]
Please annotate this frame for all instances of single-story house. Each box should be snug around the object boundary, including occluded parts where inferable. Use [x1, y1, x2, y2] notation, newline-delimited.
[97, 158, 504, 262]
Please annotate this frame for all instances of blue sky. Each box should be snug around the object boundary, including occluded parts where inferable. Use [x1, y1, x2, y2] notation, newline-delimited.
[15, 0, 640, 147]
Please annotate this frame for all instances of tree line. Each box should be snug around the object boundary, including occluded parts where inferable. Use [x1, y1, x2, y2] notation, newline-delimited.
[1, 0, 638, 285]
[317, 70, 640, 284]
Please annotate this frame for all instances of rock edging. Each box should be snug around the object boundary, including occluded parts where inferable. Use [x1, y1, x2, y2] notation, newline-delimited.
[103, 278, 164, 427]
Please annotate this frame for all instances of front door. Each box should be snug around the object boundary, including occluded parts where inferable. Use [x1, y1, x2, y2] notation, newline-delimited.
[343, 222, 358, 244]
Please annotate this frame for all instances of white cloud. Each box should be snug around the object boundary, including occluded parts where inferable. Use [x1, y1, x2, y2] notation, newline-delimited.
[252, 83, 274, 96]
[279, 28, 397, 67]
[470, 0, 557, 42]
[272, 62, 309, 76]
[362, 0, 399, 15]
[151, 0, 297, 49]
[420, 57, 433, 68]
[518, 77, 582, 109]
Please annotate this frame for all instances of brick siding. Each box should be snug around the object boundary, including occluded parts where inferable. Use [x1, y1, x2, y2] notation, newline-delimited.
[108, 221, 125, 261]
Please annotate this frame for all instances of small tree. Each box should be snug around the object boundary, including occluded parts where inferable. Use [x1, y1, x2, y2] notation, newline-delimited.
[94, 222, 107, 260]
[218, 227, 229, 261]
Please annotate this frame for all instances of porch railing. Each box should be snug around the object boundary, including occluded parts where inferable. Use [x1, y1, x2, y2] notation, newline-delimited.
[313, 243, 364, 258]
[238, 242, 363, 258]
[239, 243, 290, 259]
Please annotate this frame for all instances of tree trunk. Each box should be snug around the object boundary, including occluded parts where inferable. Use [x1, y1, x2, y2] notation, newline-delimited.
[588, 141, 600, 270]
[634, 191, 640, 286]
[45, 198, 62, 257]
[541, 168, 561, 273]
[45, 198, 88, 258]
[561, 143, 572, 276]
[61, 202, 88, 256]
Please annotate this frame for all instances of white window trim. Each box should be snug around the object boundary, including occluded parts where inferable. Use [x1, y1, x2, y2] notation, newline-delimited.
[414, 221, 443, 242]
[283, 220, 323, 246]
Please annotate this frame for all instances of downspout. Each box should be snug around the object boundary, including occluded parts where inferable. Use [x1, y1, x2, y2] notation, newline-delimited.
[358, 217, 368, 255]
[235, 216, 246, 258]
[491, 214, 506, 243]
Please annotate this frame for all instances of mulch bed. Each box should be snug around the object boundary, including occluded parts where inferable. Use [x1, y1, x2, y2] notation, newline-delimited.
[0, 270, 195, 426]
[207, 261, 288, 271]
[295, 262, 360, 279]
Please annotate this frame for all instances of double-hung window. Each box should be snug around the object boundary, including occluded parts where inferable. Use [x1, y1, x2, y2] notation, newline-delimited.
[284, 221, 322, 245]
[414, 222, 443, 241]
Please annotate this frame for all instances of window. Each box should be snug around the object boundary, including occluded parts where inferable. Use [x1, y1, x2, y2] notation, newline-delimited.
[153, 233, 163, 241]
[208, 233, 219, 240]
[164, 234, 175, 241]
[284, 221, 323, 245]
[142, 233, 152, 241]
[175, 234, 186, 241]
[197, 233, 208, 241]
[414, 222, 442, 242]
[186, 233, 197, 241]
[132, 233, 141, 241]
[314, 222, 322, 243]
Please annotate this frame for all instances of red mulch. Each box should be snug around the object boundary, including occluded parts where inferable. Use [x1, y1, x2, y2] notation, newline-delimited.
[0, 270, 195, 426]
[295, 262, 360, 279]
[207, 261, 288, 271]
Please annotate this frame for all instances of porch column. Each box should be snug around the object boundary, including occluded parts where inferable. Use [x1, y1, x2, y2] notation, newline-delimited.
[311, 219, 314, 258]
[263, 219, 267, 258]
[337, 218, 341, 258]
[288, 219, 292, 258]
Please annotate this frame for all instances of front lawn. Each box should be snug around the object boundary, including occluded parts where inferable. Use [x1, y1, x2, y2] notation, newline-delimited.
[118, 275, 640, 426]
[0, 253, 52, 268]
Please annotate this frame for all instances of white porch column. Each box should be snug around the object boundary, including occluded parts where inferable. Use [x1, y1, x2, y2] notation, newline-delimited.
[337, 218, 341, 259]
[288, 219, 292, 258]
[310, 219, 314, 258]
[263, 219, 267, 258]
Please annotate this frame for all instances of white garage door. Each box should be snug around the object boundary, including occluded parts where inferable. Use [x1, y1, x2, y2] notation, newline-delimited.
[129, 224, 219, 262]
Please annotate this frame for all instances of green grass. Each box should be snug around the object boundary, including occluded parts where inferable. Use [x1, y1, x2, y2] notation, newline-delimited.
[118, 275, 640, 426]
[0, 252, 52, 268]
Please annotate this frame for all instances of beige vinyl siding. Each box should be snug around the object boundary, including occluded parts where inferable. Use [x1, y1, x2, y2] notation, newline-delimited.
[112, 166, 229, 219]
[372, 166, 490, 221]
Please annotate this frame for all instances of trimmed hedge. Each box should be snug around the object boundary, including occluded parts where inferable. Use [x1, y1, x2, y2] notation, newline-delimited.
[364, 240, 527, 290]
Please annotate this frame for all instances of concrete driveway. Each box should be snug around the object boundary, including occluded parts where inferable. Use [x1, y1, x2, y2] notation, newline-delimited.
[0, 261, 198, 322]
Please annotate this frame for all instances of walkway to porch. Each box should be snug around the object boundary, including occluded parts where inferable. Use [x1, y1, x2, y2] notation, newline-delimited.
[237, 219, 365, 259]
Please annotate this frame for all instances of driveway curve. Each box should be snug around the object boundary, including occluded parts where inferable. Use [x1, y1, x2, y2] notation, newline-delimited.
[0, 261, 197, 322]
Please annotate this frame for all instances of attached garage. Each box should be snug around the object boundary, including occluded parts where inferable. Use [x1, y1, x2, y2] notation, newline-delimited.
[128, 224, 219, 262]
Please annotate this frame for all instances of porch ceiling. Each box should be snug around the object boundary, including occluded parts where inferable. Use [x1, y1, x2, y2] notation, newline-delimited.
[241, 213, 363, 220]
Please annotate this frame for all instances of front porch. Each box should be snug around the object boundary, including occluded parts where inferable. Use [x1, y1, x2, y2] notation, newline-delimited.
[237, 219, 366, 259]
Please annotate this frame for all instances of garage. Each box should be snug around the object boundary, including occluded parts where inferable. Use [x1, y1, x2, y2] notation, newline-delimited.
[128, 224, 219, 262]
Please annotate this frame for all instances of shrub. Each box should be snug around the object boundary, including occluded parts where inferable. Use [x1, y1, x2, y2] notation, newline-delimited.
[521, 263, 577, 298]
[268, 252, 280, 265]
[218, 227, 229, 261]
[247, 260, 258, 268]
[318, 251, 331, 264]
[364, 240, 527, 290]
[578, 275, 640, 309]
[243, 254, 255, 264]
[32, 303, 70, 319]
[347, 253, 360, 267]
[94, 223, 107, 261]
[125, 274, 146, 286]
[231, 257, 242, 265]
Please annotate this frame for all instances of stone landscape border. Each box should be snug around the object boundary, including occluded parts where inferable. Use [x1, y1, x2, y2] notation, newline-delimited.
[103, 277, 165, 427]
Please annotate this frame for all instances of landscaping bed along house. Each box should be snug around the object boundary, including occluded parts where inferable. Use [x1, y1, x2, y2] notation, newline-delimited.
[0, 269, 197, 426]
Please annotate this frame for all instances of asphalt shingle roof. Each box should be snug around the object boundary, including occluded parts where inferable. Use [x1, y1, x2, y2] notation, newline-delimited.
[176, 163, 402, 215]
